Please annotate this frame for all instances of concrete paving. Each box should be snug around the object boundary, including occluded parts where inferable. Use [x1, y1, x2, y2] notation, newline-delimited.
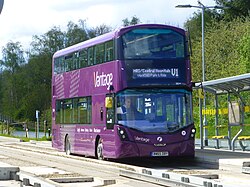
[0, 162, 20, 187]
[0, 180, 21, 186]
[195, 139, 250, 173]
[1, 136, 250, 186]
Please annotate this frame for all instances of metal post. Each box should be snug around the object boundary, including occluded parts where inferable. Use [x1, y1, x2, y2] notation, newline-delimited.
[227, 94, 232, 150]
[36, 110, 39, 139]
[7, 120, 9, 135]
[199, 96, 203, 149]
[201, 6, 205, 83]
[37, 119, 39, 139]
[44, 120, 47, 137]
[199, 1, 208, 147]
[0, 0, 4, 14]
[215, 94, 219, 148]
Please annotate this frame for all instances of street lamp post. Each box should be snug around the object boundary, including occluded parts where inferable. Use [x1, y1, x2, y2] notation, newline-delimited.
[176, 1, 224, 148]
[0, 0, 4, 14]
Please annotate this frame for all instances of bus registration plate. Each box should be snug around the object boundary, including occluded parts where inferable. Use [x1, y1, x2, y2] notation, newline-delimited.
[151, 151, 169, 157]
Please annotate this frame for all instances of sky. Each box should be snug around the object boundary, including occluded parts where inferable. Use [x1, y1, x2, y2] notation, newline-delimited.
[0, 0, 216, 56]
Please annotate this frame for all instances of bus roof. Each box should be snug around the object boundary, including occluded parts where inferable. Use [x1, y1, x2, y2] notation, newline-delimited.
[53, 31, 116, 58]
[53, 24, 185, 59]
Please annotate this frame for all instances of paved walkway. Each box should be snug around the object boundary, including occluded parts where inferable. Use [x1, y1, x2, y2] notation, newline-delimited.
[1, 136, 250, 186]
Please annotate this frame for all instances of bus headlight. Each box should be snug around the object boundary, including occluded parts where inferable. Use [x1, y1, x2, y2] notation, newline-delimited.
[117, 127, 129, 141]
[190, 128, 196, 139]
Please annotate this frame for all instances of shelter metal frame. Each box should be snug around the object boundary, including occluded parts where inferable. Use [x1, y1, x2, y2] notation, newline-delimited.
[195, 73, 250, 150]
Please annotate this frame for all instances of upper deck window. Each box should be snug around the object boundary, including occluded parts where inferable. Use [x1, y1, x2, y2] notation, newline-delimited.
[122, 28, 185, 59]
[53, 40, 114, 75]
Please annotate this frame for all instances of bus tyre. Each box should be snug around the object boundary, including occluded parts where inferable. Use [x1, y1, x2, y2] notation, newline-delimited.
[65, 136, 71, 155]
[96, 139, 103, 160]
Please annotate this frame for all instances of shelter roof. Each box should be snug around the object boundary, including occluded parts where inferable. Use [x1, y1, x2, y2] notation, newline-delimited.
[195, 73, 250, 94]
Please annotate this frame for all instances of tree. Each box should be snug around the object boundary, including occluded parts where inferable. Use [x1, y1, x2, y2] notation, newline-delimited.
[215, 0, 250, 20]
[0, 42, 25, 119]
[31, 26, 65, 56]
[1, 41, 25, 73]
[122, 16, 141, 26]
[65, 20, 112, 46]
[184, 9, 220, 41]
[65, 20, 89, 47]
[91, 24, 112, 36]
[191, 18, 250, 82]
[19, 53, 52, 120]
[238, 32, 250, 72]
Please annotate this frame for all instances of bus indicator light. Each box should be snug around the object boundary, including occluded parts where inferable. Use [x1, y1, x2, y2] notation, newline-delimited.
[105, 97, 113, 108]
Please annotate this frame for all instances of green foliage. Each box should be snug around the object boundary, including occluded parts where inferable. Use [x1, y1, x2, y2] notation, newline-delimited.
[238, 31, 250, 72]
[31, 26, 65, 56]
[184, 9, 220, 41]
[65, 20, 89, 47]
[1, 41, 25, 73]
[19, 136, 51, 142]
[0, 42, 25, 119]
[0, 20, 111, 123]
[189, 14, 250, 139]
[215, 0, 250, 21]
[122, 16, 141, 26]
[191, 18, 250, 83]
[90, 24, 112, 37]
[0, 134, 51, 142]
[0, 122, 15, 135]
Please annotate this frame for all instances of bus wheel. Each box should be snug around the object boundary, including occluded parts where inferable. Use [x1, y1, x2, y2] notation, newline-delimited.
[65, 136, 71, 155]
[96, 139, 103, 160]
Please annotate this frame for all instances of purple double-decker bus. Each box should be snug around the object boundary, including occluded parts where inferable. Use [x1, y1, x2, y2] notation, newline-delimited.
[52, 24, 195, 159]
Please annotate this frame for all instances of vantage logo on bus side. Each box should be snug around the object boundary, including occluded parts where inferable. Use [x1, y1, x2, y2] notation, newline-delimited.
[94, 71, 113, 90]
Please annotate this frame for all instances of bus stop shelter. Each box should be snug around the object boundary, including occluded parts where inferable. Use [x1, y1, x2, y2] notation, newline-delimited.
[195, 73, 250, 151]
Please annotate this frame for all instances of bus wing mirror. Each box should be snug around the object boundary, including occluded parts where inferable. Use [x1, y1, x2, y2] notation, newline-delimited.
[105, 97, 113, 108]
[109, 85, 114, 92]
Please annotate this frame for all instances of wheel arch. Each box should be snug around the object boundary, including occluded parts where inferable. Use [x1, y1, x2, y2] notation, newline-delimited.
[64, 134, 69, 152]
[95, 135, 101, 158]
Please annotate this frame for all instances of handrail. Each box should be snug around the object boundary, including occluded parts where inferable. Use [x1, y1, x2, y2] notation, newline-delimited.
[231, 127, 243, 151]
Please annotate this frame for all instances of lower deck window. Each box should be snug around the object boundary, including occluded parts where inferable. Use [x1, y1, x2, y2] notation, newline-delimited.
[56, 97, 92, 124]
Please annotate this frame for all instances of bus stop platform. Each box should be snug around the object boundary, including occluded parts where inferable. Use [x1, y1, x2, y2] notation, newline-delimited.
[195, 140, 250, 174]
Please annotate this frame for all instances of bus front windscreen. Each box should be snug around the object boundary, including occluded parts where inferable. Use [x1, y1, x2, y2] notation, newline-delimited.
[122, 28, 185, 59]
[116, 89, 193, 133]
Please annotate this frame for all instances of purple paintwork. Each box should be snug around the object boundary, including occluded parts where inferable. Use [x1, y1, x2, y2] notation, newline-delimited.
[52, 123, 195, 158]
[51, 24, 194, 159]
